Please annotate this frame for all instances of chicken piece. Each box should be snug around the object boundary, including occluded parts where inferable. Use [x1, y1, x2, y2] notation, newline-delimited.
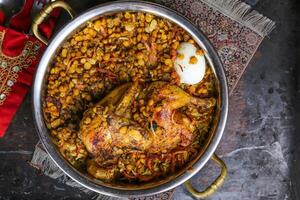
[80, 82, 153, 158]
[87, 159, 117, 181]
[143, 82, 216, 151]
[79, 81, 216, 181]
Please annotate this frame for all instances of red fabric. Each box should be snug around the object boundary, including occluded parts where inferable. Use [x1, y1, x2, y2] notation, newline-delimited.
[0, 10, 5, 25]
[0, 1, 61, 137]
[39, 8, 61, 39]
[0, 27, 45, 136]
[2, 29, 30, 56]
[9, 0, 35, 32]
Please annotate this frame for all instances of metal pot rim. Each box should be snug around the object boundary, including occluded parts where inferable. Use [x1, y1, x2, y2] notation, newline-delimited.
[33, 0, 228, 197]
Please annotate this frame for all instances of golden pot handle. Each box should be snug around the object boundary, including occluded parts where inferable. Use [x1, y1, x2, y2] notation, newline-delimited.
[184, 154, 227, 199]
[32, 0, 75, 45]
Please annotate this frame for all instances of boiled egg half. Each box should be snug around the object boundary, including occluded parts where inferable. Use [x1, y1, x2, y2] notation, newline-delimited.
[174, 42, 206, 85]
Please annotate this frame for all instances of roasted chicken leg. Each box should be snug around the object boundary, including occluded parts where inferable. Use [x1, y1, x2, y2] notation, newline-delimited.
[79, 81, 216, 181]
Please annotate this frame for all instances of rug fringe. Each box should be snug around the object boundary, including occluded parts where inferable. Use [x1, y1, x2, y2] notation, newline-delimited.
[30, 143, 120, 200]
[201, 0, 275, 37]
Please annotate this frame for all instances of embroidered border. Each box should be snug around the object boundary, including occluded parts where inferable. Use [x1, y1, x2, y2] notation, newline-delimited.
[0, 31, 41, 105]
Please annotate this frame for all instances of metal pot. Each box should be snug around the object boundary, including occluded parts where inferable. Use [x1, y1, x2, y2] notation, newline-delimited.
[32, 0, 229, 198]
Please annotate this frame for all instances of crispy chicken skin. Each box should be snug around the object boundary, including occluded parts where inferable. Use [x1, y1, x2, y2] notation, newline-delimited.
[79, 81, 216, 180]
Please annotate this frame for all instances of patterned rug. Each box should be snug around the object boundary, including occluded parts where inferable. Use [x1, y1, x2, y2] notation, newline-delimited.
[30, 0, 275, 199]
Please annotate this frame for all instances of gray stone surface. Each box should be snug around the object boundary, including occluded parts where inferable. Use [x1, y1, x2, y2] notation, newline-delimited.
[0, 0, 299, 199]
[173, 1, 298, 199]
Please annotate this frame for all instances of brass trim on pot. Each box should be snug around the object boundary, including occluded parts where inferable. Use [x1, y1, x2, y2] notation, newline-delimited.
[32, 0, 75, 45]
[184, 154, 228, 199]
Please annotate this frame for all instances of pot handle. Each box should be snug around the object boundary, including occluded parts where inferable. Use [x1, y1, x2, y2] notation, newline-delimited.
[184, 154, 227, 199]
[32, 0, 75, 45]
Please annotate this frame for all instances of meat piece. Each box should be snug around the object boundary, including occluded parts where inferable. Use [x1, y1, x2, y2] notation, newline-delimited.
[87, 159, 117, 181]
[146, 83, 216, 151]
[79, 81, 216, 181]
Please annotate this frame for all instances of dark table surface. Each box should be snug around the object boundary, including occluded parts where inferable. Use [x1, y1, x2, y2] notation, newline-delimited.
[0, 0, 299, 199]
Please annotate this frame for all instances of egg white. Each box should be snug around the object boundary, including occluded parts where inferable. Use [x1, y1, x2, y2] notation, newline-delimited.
[174, 42, 206, 85]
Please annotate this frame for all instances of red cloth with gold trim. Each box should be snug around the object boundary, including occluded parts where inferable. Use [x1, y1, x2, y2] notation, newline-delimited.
[0, 0, 60, 137]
